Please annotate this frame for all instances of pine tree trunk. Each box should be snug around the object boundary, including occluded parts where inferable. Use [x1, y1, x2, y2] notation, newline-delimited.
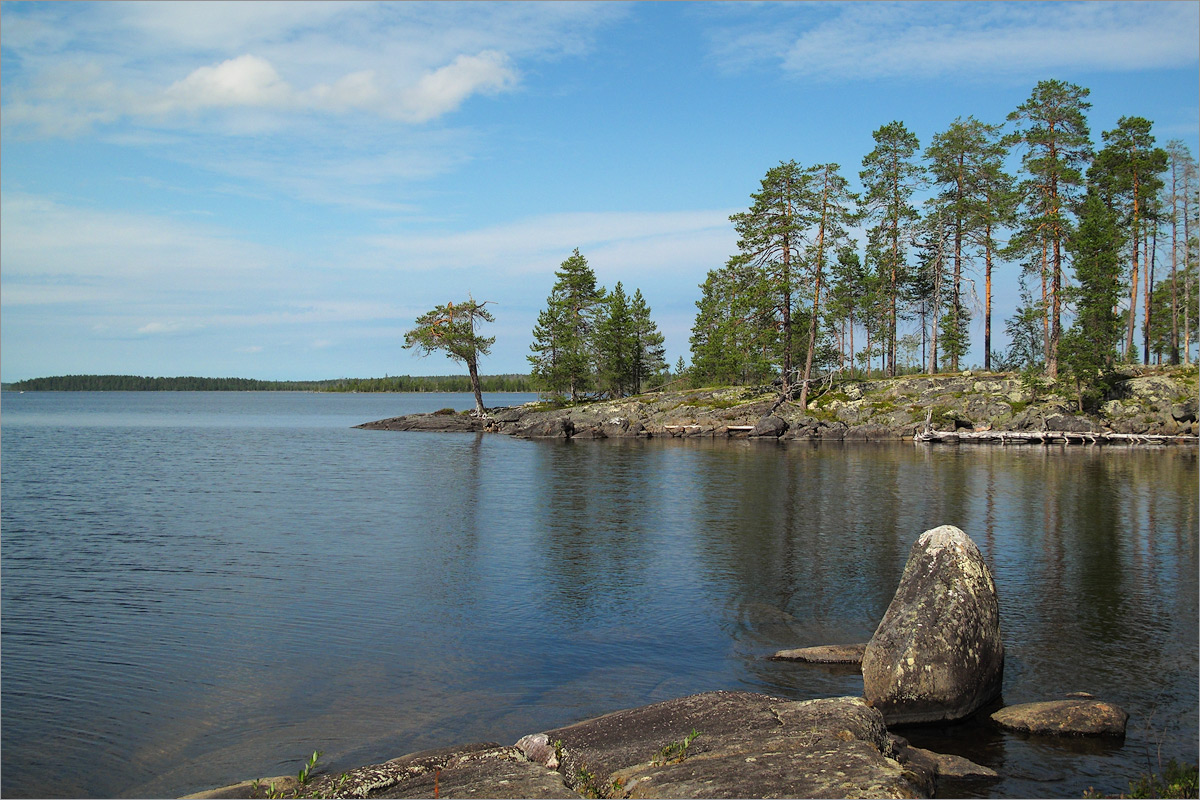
[468, 357, 485, 416]
[1125, 174, 1142, 359]
[984, 228, 994, 372]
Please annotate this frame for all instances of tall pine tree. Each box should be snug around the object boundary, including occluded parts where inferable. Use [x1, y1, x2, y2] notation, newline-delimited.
[1007, 79, 1093, 379]
[860, 121, 923, 377]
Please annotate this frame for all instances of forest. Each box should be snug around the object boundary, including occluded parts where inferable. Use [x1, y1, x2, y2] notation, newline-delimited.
[3, 374, 535, 393]
[685, 79, 1198, 409]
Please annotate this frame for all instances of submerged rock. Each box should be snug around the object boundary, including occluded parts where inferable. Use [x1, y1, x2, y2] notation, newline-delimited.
[990, 699, 1129, 737]
[772, 643, 868, 665]
[862, 525, 1004, 725]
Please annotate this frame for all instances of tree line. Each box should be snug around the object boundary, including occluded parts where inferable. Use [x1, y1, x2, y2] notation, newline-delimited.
[527, 248, 668, 400]
[4, 374, 535, 393]
[687, 78, 1199, 408]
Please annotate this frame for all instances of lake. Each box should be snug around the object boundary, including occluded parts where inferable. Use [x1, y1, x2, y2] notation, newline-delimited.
[1, 391, 1196, 798]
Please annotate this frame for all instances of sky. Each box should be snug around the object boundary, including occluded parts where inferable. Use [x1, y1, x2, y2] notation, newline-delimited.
[2, 1, 1198, 382]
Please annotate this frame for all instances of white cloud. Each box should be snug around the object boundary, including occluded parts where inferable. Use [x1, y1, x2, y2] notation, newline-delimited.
[137, 321, 203, 335]
[712, 1, 1200, 81]
[1, 2, 620, 137]
[164, 55, 293, 111]
[400, 51, 517, 122]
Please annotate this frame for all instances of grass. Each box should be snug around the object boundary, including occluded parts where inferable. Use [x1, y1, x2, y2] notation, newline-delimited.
[298, 751, 322, 785]
[655, 729, 700, 766]
[1084, 759, 1199, 798]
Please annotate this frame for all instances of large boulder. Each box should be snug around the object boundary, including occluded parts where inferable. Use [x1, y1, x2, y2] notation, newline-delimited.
[862, 525, 1004, 725]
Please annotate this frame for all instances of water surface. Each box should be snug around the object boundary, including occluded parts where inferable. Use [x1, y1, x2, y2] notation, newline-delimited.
[1, 391, 1196, 798]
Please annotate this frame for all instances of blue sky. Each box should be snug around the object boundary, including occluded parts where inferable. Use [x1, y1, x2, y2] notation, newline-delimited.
[2, 1, 1198, 382]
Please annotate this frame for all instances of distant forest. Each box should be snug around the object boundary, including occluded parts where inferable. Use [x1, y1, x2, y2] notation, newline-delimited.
[3, 374, 535, 392]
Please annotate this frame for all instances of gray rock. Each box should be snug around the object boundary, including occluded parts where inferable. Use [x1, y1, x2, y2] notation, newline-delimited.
[1172, 397, 1198, 422]
[540, 690, 927, 798]
[305, 742, 569, 799]
[991, 699, 1129, 737]
[862, 525, 1004, 725]
[750, 414, 789, 437]
[845, 423, 900, 441]
[908, 747, 998, 779]
[356, 414, 481, 433]
[772, 643, 868, 664]
[516, 417, 574, 438]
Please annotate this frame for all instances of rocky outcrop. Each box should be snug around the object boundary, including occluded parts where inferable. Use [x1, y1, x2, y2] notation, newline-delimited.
[193, 692, 935, 799]
[540, 691, 928, 799]
[355, 367, 1198, 443]
[772, 643, 868, 664]
[990, 699, 1129, 737]
[862, 526, 1004, 726]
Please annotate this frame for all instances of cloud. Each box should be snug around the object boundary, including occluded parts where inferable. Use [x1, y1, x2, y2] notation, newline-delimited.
[361, 210, 738, 277]
[711, 1, 1200, 81]
[137, 321, 203, 335]
[0, 2, 618, 137]
[164, 55, 293, 111]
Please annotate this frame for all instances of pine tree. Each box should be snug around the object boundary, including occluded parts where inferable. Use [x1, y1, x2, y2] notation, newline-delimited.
[1007, 79, 1093, 379]
[797, 162, 857, 407]
[860, 121, 923, 377]
[925, 116, 1015, 371]
[728, 161, 817, 389]
[403, 296, 496, 415]
[528, 249, 606, 401]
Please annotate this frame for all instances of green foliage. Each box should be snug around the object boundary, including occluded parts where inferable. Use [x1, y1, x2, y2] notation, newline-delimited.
[3, 373, 537, 393]
[1006, 79, 1093, 377]
[575, 765, 602, 799]
[1084, 759, 1199, 798]
[860, 121, 923, 377]
[403, 296, 497, 415]
[297, 751, 321, 785]
[528, 249, 606, 401]
[655, 729, 700, 766]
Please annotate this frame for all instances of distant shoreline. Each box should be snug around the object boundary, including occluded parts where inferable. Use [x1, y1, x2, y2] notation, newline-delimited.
[1, 374, 535, 393]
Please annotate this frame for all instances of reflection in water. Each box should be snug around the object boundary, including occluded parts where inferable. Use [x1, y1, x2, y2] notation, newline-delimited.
[1, 394, 1196, 799]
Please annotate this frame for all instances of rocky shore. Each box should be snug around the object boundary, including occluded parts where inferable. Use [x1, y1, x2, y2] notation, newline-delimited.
[190, 526, 1130, 800]
[355, 366, 1198, 443]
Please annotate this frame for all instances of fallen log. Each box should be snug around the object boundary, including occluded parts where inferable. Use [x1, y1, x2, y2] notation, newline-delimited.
[914, 429, 1197, 445]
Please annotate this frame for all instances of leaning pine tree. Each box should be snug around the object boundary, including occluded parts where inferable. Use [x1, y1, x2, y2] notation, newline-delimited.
[403, 296, 496, 416]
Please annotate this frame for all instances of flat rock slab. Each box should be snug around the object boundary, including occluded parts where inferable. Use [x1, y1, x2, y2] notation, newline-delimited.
[908, 747, 997, 779]
[540, 690, 927, 798]
[297, 742, 570, 799]
[772, 643, 868, 664]
[356, 414, 482, 433]
[991, 699, 1129, 737]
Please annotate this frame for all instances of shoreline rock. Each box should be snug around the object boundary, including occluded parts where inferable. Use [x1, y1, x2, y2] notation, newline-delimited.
[355, 368, 1199, 444]
[862, 525, 1005, 726]
[991, 699, 1129, 737]
[191, 692, 938, 799]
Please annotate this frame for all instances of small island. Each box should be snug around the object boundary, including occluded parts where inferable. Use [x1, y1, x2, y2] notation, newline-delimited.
[358, 365, 1198, 444]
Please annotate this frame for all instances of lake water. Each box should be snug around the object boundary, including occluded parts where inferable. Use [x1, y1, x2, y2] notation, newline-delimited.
[1, 391, 1196, 799]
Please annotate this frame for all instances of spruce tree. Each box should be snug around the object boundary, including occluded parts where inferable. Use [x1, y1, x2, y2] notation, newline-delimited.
[596, 282, 635, 398]
[528, 248, 605, 401]
[1090, 117, 1167, 363]
[1060, 188, 1123, 409]
[629, 288, 667, 392]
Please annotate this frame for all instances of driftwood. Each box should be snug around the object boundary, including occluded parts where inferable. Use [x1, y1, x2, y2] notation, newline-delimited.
[914, 429, 1198, 445]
